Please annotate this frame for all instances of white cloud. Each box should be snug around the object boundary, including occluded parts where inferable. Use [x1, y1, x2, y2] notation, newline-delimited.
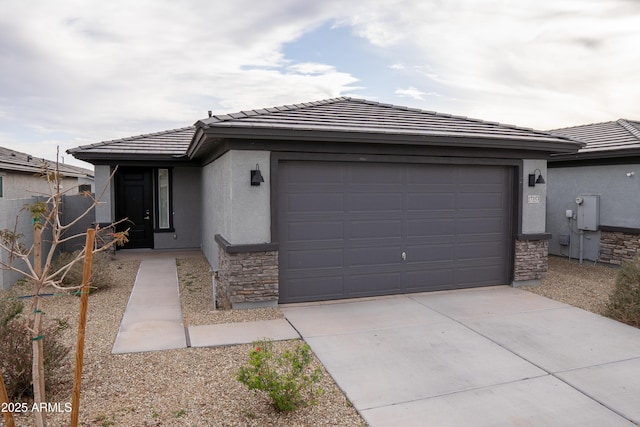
[395, 86, 436, 101]
[1, 0, 640, 167]
[337, 0, 640, 128]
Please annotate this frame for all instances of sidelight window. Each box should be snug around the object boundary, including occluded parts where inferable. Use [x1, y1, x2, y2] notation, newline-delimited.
[156, 168, 172, 230]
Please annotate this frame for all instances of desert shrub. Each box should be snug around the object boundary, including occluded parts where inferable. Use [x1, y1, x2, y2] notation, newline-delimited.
[0, 298, 70, 399]
[606, 256, 640, 328]
[237, 339, 323, 412]
[51, 249, 113, 292]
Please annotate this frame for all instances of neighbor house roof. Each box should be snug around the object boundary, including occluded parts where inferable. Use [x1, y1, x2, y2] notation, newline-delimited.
[549, 119, 640, 160]
[0, 146, 93, 178]
[68, 126, 195, 162]
[189, 97, 583, 157]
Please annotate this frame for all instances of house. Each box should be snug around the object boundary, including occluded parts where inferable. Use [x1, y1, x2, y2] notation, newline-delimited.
[547, 119, 640, 264]
[0, 146, 94, 199]
[0, 146, 95, 289]
[68, 97, 582, 308]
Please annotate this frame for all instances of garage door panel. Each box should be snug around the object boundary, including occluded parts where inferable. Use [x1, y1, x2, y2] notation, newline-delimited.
[284, 163, 345, 184]
[407, 165, 455, 184]
[350, 163, 403, 184]
[286, 221, 344, 241]
[407, 193, 456, 211]
[348, 246, 403, 267]
[347, 272, 403, 296]
[350, 219, 402, 239]
[404, 268, 454, 291]
[278, 161, 512, 303]
[459, 167, 505, 184]
[407, 218, 454, 236]
[283, 276, 344, 301]
[286, 193, 344, 213]
[455, 264, 506, 286]
[459, 193, 504, 210]
[457, 241, 504, 259]
[348, 193, 403, 212]
[404, 244, 455, 263]
[456, 217, 504, 234]
[286, 249, 344, 270]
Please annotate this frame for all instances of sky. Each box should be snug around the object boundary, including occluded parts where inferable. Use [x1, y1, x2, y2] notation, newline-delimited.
[1, 0, 639, 169]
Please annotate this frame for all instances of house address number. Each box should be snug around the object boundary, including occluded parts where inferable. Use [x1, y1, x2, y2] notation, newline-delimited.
[528, 195, 541, 204]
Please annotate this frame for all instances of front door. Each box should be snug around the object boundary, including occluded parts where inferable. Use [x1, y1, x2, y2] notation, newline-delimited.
[116, 168, 154, 249]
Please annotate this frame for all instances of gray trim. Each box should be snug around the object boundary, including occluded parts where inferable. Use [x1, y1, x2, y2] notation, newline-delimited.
[214, 234, 278, 253]
[549, 155, 640, 168]
[600, 225, 640, 234]
[196, 138, 551, 167]
[517, 233, 552, 241]
[200, 127, 579, 153]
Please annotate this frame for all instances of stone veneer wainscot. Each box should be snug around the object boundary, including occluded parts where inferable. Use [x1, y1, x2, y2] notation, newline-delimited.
[513, 238, 549, 283]
[599, 230, 640, 265]
[214, 235, 279, 309]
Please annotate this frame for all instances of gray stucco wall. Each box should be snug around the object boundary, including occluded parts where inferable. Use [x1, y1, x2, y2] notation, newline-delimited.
[547, 163, 640, 261]
[521, 159, 547, 234]
[0, 172, 80, 200]
[154, 166, 202, 249]
[0, 197, 55, 290]
[201, 150, 271, 269]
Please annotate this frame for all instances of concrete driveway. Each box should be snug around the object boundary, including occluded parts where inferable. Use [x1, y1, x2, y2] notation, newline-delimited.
[281, 286, 640, 426]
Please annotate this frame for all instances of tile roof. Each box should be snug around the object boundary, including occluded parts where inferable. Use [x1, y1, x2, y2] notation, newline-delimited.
[550, 119, 640, 155]
[0, 146, 93, 177]
[67, 126, 195, 159]
[195, 97, 582, 148]
[69, 97, 583, 162]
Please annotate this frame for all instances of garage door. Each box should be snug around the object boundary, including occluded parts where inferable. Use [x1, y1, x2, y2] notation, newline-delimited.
[277, 161, 512, 303]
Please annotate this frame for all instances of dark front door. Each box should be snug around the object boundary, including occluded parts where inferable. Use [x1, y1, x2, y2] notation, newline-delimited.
[116, 168, 154, 249]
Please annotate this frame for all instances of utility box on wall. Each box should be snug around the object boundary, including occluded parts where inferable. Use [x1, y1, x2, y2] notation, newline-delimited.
[576, 195, 600, 231]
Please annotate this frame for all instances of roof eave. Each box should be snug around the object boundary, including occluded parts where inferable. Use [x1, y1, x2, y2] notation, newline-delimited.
[550, 147, 640, 162]
[68, 152, 190, 164]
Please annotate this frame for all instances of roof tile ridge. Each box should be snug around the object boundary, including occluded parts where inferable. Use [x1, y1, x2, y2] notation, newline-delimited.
[617, 119, 640, 142]
[208, 97, 350, 123]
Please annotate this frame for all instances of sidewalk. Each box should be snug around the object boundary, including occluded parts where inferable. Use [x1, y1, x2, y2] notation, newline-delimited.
[112, 257, 187, 353]
[112, 253, 298, 354]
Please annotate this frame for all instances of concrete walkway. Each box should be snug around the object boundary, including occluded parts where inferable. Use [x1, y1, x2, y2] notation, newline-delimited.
[112, 257, 187, 353]
[112, 251, 298, 353]
[282, 287, 640, 426]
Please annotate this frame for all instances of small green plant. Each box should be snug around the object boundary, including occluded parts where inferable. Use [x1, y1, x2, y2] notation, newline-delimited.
[236, 339, 323, 412]
[173, 409, 186, 417]
[606, 255, 640, 327]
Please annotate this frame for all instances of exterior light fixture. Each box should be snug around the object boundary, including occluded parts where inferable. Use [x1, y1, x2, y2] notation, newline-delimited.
[251, 163, 264, 186]
[528, 169, 545, 187]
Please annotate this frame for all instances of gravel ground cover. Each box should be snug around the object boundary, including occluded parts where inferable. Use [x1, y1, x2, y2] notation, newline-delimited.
[1, 253, 622, 426]
[1, 254, 364, 426]
[521, 255, 618, 315]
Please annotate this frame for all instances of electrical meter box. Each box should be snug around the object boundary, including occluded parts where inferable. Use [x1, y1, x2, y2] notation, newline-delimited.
[576, 195, 600, 231]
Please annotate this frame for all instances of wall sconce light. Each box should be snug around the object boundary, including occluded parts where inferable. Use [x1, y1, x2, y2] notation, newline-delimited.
[626, 172, 635, 178]
[250, 163, 264, 186]
[528, 169, 545, 187]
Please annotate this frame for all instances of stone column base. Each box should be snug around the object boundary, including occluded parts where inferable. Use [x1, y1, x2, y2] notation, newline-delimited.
[512, 235, 550, 286]
[215, 234, 279, 310]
